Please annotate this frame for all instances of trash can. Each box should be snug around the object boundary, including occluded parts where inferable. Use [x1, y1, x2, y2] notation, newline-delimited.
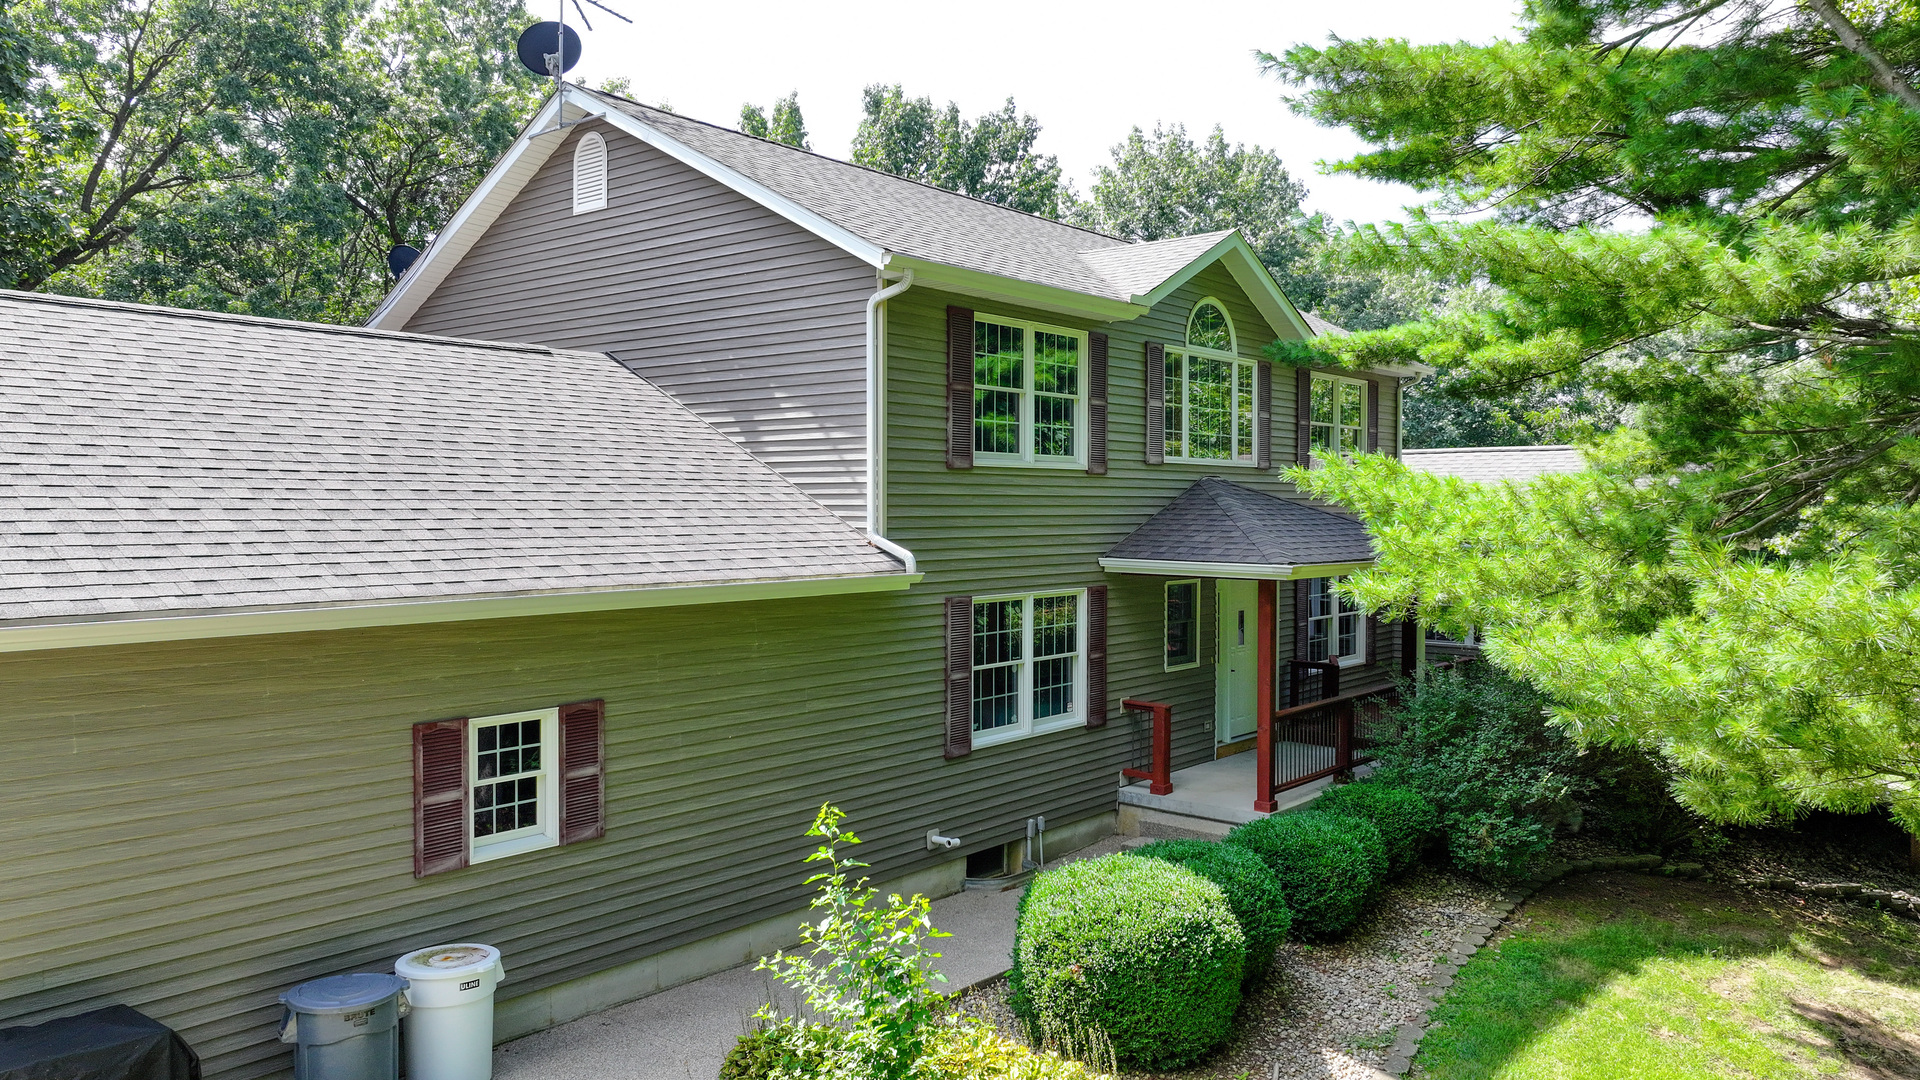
[278, 973, 407, 1080]
[393, 944, 505, 1080]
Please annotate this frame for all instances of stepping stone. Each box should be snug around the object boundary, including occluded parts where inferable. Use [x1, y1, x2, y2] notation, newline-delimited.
[1383, 1054, 1413, 1075]
[1427, 972, 1454, 988]
[1397, 1023, 1425, 1042]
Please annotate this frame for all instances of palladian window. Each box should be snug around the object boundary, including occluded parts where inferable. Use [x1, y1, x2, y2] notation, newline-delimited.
[1165, 299, 1256, 462]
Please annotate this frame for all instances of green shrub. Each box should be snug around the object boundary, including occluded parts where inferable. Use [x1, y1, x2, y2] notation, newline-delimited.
[924, 1021, 1115, 1080]
[1225, 811, 1386, 939]
[718, 1021, 831, 1080]
[1369, 665, 1586, 880]
[1009, 854, 1245, 1069]
[1128, 839, 1290, 982]
[1313, 781, 1440, 873]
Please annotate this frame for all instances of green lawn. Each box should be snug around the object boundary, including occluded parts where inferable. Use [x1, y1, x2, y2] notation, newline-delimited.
[1415, 872, 1920, 1079]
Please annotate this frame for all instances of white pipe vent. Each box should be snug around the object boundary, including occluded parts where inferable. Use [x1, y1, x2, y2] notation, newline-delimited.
[572, 131, 608, 215]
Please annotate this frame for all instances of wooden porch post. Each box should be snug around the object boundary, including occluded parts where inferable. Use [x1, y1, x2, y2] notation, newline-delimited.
[1255, 578, 1277, 812]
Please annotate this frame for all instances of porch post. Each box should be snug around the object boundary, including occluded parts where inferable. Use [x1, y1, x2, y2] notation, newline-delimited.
[1255, 578, 1277, 812]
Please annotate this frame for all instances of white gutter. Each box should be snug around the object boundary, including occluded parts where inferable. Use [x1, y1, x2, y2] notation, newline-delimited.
[865, 269, 918, 574]
[0, 571, 922, 655]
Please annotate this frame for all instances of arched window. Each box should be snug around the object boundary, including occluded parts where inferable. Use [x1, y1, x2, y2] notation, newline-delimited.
[1164, 298, 1256, 462]
[572, 132, 608, 215]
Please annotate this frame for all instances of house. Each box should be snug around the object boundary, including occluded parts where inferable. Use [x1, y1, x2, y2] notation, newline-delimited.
[3, 87, 1421, 1079]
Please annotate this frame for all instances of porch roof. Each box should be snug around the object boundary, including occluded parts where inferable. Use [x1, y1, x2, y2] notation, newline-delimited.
[1098, 477, 1376, 580]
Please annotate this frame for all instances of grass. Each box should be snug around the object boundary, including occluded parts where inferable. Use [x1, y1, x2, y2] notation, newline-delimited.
[1415, 872, 1920, 1079]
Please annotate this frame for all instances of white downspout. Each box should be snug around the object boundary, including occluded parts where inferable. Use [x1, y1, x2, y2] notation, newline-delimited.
[865, 269, 917, 573]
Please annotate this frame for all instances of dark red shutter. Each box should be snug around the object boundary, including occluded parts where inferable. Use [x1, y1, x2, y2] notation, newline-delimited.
[1292, 579, 1310, 661]
[414, 718, 468, 878]
[1085, 585, 1108, 728]
[946, 306, 975, 469]
[1087, 332, 1109, 475]
[559, 699, 606, 845]
[1256, 362, 1273, 469]
[1367, 377, 1381, 455]
[1144, 342, 1165, 464]
[945, 596, 973, 758]
[1295, 367, 1313, 465]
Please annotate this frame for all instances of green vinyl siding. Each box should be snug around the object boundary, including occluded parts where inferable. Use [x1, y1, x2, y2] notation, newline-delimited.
[885, 262, 1401, 773]
[0, 589, 1099, 1079]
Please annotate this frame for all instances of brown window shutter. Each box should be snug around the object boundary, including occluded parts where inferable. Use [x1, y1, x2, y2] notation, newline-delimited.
[945, 596, 973, 758]
[1366, 614, 1380, 667]
[1085, 585, 1108, 728]
[1367, 377, 1381, 455]
[413, 718, 469, 878]
[946, 306, 975, 469]
[1295, 367, 1313, 465]
[1144, 342, 1165, 464]
[1292, 579, 1310, 660]
[559, 699, 606, 845]
[1256, 362, 1273, 469]
[1087, 332, 1109, 475]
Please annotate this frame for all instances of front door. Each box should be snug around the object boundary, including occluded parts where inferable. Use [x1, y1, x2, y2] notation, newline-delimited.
[1216, 579, 1259, 745]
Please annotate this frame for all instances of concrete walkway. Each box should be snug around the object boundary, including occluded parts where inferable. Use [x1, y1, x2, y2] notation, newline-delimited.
[492, 836, 1133, 1080]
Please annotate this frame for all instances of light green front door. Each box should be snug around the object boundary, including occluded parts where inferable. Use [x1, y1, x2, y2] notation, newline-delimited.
[1215, 579, 1258, 744]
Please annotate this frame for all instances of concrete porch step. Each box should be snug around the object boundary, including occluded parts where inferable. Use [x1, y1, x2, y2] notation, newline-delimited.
[1116, 752, 1361, 838]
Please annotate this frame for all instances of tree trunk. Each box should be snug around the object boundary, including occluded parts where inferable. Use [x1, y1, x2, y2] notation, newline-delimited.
[1806, 0, 1920, 112]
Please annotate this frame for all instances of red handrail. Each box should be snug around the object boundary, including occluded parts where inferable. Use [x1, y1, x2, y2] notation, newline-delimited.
[1121, 699, 1173, 795]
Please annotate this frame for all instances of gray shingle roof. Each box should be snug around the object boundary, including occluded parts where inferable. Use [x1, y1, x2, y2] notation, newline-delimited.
[1402, 445, 1586, 483]
[1301, 312, 1350, 337]
[1104, 478, 1375, 568]
[0, 290, 904, 623]
[1077, 232, 1235, 298]
[584, 90, 1162, 300]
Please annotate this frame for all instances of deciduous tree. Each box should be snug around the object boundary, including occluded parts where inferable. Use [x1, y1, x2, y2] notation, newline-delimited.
[851, 83, 1067, 218]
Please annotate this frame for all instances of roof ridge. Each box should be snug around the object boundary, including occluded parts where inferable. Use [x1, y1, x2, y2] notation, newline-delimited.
[0, 288, 588, 359]
[581, 86, 1129, 247]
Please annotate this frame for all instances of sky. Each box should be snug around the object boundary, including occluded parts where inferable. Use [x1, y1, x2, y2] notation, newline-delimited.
[561, 1, 1522, 227]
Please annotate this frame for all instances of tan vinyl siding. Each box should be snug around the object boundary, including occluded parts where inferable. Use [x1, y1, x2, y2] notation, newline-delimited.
[0, 584, 1129, 1079]
[402, 120, 876, 523]
[885, 263, 1402, 773]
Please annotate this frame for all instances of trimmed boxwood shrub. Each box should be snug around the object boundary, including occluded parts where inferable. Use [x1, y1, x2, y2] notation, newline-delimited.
[1009, 854, 1245, 1069]
[1129, 839, 1290, 982]
[1313, 781, 1440, 873]
[1225, 811, 1387, 939]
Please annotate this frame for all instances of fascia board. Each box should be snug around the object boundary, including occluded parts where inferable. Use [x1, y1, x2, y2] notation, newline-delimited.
[886, 255, 1145, 322]
[367, 94, 572, 330]
[591, 96, 886, 269]
[0, 572, 921, 654]
[1099, 557, 1374, 580]
[1131, 233, 1316, 343]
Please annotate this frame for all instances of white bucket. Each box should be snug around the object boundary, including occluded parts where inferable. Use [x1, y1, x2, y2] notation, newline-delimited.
[394, 943, 506, 1080]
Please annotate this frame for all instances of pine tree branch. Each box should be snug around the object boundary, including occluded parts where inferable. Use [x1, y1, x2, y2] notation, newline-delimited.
[1804, 0, 1920, 112]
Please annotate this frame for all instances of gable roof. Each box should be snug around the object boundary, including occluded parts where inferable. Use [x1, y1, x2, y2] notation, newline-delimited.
[0, 290, 913, 652]
[1403, 445, 1587, 483]
[1100, 477, 1376, 579]
[367, 87, 1316, 340]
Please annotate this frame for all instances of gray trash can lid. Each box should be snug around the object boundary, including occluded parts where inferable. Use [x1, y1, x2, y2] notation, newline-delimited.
[279, 973, 408, 1014]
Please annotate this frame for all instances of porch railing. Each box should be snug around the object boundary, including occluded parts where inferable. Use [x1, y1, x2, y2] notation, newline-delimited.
[1255, 684, 1398, 810]
[1287, 659, 1341, 707]
[1121, 700, 1173, 795]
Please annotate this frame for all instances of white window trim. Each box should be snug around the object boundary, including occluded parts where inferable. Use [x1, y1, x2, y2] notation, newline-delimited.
[1310, 371, 1370, 466]
[1166, 298, 1258, 466]
[469, 706, 562, 864]
[1164, 579, 1202, 672]
[971, 312, 1090, 469]
[1307, 577, 1368, 670]
[970, 588, 1088, 748]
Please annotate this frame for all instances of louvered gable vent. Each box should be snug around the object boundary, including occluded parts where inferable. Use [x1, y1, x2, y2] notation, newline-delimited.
[573, 131, 609, 215]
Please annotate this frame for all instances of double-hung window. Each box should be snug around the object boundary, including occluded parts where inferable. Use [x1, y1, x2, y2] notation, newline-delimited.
[469, 708, 560, 862]
[970, 590, 1085, 743]
[1166, 299, 1256, 463]
[1305, 576, 1366, 667]
[1310, 372, 1368, 462]
[972, 314, 1086, 466]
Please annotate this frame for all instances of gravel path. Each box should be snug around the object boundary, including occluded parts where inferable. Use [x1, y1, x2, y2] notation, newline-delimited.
[952, 867, 1507, 1080]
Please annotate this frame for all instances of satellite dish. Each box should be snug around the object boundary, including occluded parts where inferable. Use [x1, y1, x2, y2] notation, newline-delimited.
[516, 22, 582, 77]
[387, 244, 422, 279]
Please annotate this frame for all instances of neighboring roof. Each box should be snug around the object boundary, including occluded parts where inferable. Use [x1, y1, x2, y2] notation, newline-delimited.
[1100, 478, 1375, 578]
[0, 290, 911, 648]
[367, 89, 1321, 344]
[1402, 445, 1587, 482]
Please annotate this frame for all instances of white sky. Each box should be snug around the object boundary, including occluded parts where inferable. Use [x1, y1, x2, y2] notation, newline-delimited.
[563, 1, 1522, 227]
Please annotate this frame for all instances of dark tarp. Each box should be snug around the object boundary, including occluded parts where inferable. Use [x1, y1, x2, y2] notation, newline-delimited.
[0, 1006, 199, 1080]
